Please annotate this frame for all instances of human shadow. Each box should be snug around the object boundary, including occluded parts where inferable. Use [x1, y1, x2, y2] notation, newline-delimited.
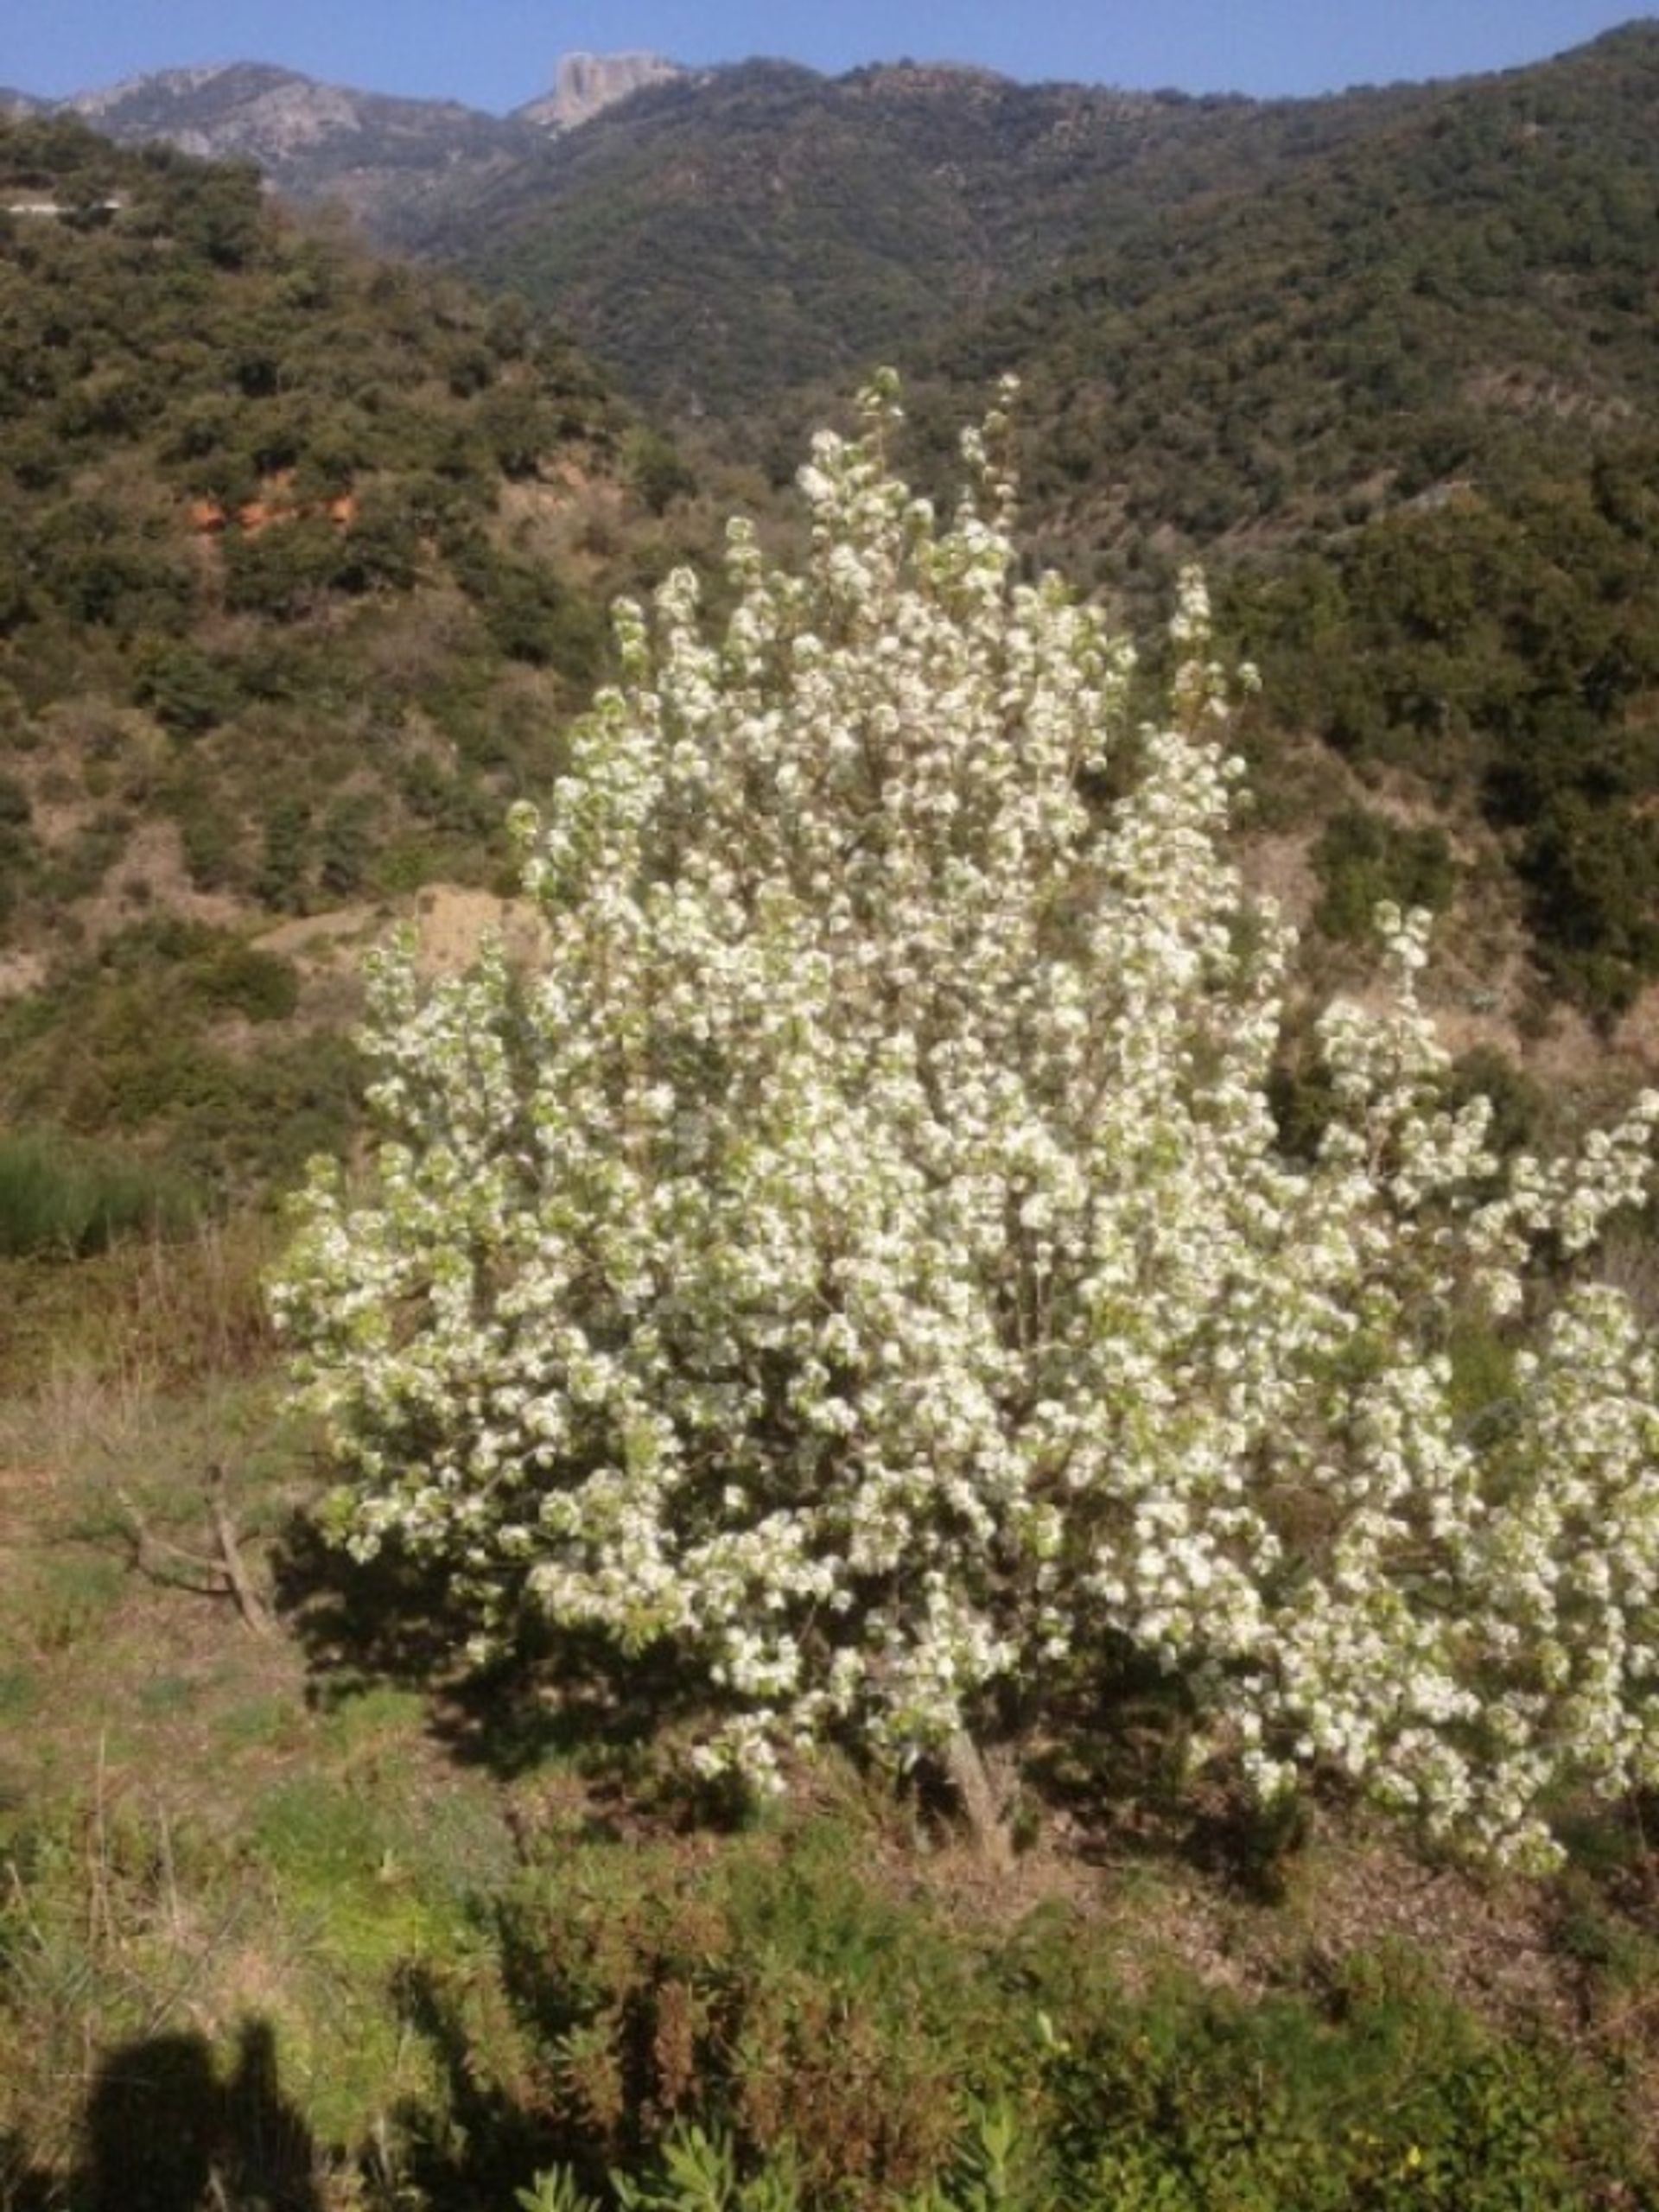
[79, 2018, 321, 2212]
[0, 2129, 54, 2212]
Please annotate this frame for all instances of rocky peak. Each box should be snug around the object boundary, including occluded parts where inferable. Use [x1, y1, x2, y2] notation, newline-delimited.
[41, 67, 536, 226]
[62, 66, 372, 162]
[515, 51, 685, 132]
[67, 62, 250, 119]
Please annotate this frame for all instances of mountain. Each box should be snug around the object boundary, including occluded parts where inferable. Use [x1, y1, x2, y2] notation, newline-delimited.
[902, 18, 1659, 1020]
[44, 53, 695, 229]
[13, 26, 1659, 1046]
[514, 51, 689, 132]
[399, 59, 1420, 436]
[59, 62, 541, 227]
[32, 52, 1427, 440]
[914, 22, 1659, 556]
[32, 30, 1659, 474]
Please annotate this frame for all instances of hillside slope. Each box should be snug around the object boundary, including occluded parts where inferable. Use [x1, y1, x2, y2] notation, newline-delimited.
[399, 60, 1428, 438]
[921, 22, 1659, 1016]
[919, 22, 1659, 550]
[0, 116, 684, 1198]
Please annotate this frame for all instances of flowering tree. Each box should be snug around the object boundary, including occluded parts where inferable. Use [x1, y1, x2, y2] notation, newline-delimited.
[271, 379, 1659, 1866]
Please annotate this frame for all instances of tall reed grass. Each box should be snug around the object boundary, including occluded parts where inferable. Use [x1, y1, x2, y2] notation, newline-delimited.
[0, 1129, 193, 1260]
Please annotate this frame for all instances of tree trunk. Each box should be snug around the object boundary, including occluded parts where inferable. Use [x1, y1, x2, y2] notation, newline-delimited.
[944, 1728, 1014, 1872]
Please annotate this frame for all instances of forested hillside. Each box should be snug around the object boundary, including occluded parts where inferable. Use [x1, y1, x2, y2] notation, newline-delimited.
[892, 22, 1659, 1020]
[919, 22, 1659, 549]
[398, 58, 1427, 441]
[0, 116, 691, 1203]
[6, 28, 1659, 1195]
[359, 24, 1659, 1018]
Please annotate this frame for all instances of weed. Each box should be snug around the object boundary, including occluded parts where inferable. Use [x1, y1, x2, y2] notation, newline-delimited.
[0, 1212, 279, 1400]
[133, 1672, 201, 1719]
[20, 1548, 127, 1655]
[0, 1669, 39, 1725]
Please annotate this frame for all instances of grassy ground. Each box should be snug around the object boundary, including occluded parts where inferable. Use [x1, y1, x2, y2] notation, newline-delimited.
[0, 1230, 508, 2180]
[6, 1230, 1659, 2209]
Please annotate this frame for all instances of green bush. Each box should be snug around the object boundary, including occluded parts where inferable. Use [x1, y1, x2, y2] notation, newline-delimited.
[467, 1826, 993, 2201]
[0, 1129, 190, 1256]
[0, 769, 38, 927]
[1312, 805, 1457, 942]
[413, 1829, 1651, 2210]
[132, 640, 239, 734]
[184, 939, 300, 1023]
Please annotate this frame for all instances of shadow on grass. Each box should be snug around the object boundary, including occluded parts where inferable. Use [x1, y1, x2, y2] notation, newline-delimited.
[271, 1511, 721, 1799]
[0, 2133, 53, 2212]
[8, 2010, 540, 2212]
[270, 1513, 1313, 1878]
[385, 1961, 588, 2212]
[12, 2019, 325, 2212]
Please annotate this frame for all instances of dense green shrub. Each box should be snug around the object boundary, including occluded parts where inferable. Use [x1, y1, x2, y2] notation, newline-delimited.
[132, 640, 239, 734]
[185, 939, 301, 1023]
[0, 1129, 190, 1255]
[0, 769, 36, 925]
[414, 1826, 1652, 2210]
[1312, 806, 1457, 942]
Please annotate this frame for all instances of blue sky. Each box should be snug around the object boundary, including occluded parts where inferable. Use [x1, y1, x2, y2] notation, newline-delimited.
[3, 1, 1653, 111]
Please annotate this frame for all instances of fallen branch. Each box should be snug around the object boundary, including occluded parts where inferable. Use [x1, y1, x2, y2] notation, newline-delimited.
[204, 1461, 274, 1637]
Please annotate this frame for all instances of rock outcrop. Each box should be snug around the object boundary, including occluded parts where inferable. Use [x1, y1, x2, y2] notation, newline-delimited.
[515, 52, 685, 133]
[51, 64, 537, 227]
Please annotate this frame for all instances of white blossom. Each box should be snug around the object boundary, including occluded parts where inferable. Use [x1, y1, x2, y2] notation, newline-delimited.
[270, 381, 1659, 1868]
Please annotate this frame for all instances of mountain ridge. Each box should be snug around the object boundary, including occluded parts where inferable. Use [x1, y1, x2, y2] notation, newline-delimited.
[48, 62, 540, 225]
[16, 52, 701, 229]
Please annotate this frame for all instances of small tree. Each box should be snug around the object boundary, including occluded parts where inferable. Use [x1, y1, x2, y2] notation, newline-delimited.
[272, 381, 1659, 1866]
